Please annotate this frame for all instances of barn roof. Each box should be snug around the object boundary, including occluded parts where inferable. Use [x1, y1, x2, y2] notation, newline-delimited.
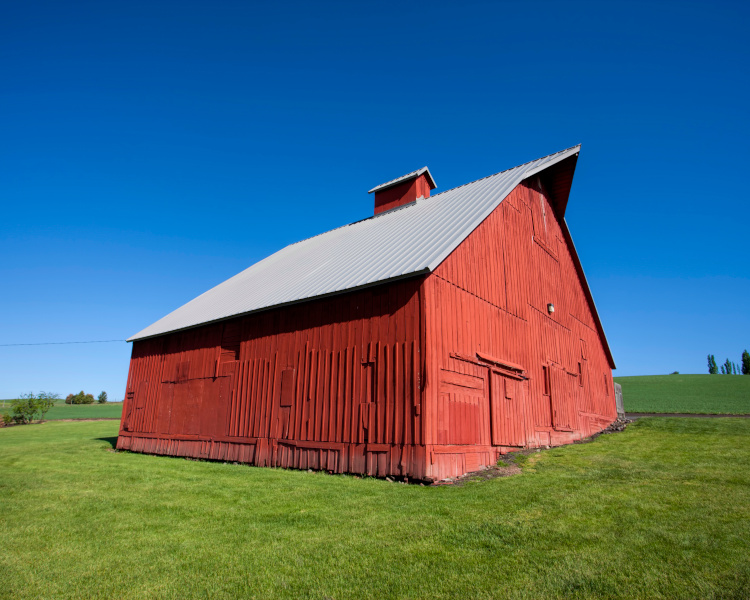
[130, 145, 612, 367]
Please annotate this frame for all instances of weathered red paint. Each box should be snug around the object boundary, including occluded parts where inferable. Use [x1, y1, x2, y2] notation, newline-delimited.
[118, 171, 617, 481]
[373, 173, 433, 214]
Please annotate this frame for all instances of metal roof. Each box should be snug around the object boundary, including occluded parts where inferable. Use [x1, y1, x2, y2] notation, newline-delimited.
[367, 166, 437, 194]
[129, 145, 581, 341]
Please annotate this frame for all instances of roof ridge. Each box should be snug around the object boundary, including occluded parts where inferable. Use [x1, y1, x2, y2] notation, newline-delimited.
[429, 144, 581, 199]
[273, 145, 581, 250]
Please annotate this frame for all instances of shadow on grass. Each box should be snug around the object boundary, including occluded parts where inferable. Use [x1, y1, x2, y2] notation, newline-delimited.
[97, 436, 119, 449]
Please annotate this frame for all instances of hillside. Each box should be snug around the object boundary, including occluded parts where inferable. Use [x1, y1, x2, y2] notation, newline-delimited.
[614, 374, 750, 414]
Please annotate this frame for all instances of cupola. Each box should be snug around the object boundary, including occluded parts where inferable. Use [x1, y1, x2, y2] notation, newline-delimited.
[368, 167, 437, 215]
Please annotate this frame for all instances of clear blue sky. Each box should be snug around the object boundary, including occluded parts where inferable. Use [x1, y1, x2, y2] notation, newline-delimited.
[2, 0, 748, 399]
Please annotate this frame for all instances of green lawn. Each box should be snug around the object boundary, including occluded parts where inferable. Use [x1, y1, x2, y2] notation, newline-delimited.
[0, 400, 122, 421]
[1, 419, 749, 599]
[614, 374, 750, 414]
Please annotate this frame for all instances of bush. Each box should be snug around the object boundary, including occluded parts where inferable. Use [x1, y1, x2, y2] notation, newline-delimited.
[97, 391, 108, 404]
[65, 391, 95, 405]
[10, 392, 59, 424]
[2, 413, 12, 426]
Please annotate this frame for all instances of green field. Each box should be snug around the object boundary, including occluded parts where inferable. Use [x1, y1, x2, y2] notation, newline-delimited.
[614, 374, 750, 414]
[0, 400, 122, 421]
[1, 419, 749, 599]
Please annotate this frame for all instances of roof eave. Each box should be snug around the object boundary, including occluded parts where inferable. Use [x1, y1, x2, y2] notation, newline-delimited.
[560, 218, 616, 369]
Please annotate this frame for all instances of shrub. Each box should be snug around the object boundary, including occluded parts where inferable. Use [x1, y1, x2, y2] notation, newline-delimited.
[97, 391, 108, 404]
[2, 413, 12, 426]
[66, 391, 95, 405]
[9, 392, 58, 424]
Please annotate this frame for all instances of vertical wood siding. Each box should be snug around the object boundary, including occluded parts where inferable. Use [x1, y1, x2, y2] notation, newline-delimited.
[118, 278, 426, 479]
[423, 178, 616, 480]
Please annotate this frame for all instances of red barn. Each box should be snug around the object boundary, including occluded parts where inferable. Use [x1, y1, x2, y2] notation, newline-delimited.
[117, 146, 617, 482]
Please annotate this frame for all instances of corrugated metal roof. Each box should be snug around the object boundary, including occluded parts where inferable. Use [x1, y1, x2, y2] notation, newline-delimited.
[129, 145, 581, 341]
[368, 166, 436, 194]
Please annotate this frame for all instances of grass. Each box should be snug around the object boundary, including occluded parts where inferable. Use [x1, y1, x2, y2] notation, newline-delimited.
[0, 400, 122, 421]
[2, 419, 749, 599]
[614, 374, 750, 414]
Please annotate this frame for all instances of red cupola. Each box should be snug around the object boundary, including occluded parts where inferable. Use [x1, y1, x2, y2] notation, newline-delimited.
[368, 167, 437, 215]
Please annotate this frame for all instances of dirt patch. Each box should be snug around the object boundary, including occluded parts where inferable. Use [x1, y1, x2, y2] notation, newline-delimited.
[434, 454, 527, 486]
[572, 417, 632, 444]
[435, 418, 634, 486]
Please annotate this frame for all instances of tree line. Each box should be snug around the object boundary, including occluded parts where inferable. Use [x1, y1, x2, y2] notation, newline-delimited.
[707, 350, 750, 375]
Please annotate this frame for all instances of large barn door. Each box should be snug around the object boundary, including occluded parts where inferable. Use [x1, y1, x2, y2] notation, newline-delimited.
[437, 369, 488, 445]
[489, 372, 527, 447]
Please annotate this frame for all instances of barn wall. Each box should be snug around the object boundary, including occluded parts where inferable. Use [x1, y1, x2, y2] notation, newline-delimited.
[118, 277, 427, 479]
[422, 179, 616, 480]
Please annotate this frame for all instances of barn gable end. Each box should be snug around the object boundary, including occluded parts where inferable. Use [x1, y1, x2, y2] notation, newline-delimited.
[118, 146, 618, 482]
[421, 176, 616, 480]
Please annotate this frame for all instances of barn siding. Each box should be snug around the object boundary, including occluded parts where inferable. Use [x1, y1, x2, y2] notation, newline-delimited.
[422, 179, 616, 480]
[118, 277, 426, 479]
[119, 178, 616, 482]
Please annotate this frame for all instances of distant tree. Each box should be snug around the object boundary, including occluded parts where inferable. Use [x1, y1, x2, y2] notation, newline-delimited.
[723, 358, 732, 375]
[708, 354, 718, 374]
[97, 391, 108, 404]
[743, 350, 750, 375]
[65, 391, 95, 405]
[37, 392, 60, 419]
[721, 364, 726, 375]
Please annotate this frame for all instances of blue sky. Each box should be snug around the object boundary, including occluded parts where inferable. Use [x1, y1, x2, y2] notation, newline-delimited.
[1, 0, 748, 399]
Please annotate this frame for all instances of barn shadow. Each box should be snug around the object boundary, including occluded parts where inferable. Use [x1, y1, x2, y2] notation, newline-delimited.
[97, 436, 118, 449]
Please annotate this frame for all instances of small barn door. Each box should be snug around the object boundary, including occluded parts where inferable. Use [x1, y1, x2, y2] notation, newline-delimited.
[361, 343, 377, 444]
[489, 372, 526, 447]
[200, 376, 232, 439]
[157, 383, 174, 434]
[550, 366, 574, 431]
[275, 368, 296, 440]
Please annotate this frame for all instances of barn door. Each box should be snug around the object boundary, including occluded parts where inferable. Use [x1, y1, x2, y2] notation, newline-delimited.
[125, 381, 148, 432]
[274, 367, 296, 440]
[200, 376, 232, 439]
[360, 343, 377, 444]
[489, 372, 527, 447]
[550, 366, 574, 431]
[437, 369, 488, 445]
[157, 383, 174, 434]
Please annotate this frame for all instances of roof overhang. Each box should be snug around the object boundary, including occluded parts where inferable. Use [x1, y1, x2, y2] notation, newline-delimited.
[522, 144, 579, 220]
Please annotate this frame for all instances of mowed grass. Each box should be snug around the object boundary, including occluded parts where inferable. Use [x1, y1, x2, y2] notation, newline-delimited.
[0, 400, 122, 420]
[1, 420, 749, 599]
[614, 374, 750, 414]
